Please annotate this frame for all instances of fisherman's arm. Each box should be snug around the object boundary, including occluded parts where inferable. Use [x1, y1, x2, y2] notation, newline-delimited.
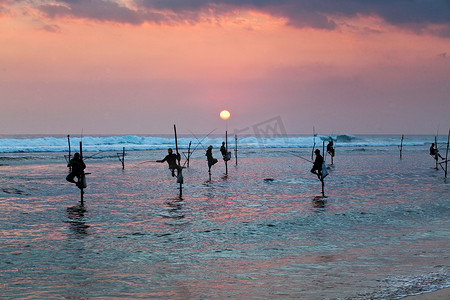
[156, 155, 168, 163]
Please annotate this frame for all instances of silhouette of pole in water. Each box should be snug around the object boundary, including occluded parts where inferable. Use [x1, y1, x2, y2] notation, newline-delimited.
[320, 146, 325, 197]
[225, 131, 228, 175]
[79, 141, 85, 206]
[234, 134, 238, 166]
[445, 130, 449, 178]
[441, 129, 450, 179]
[174, 124, 183, 198]
[122, 147, 125, 169]
[117, 147, 125, 169]
[67, 135, 72, 170]
[311, 127, 317, 161]
[184, 141, 192, 168]
[322, 141, 325, 163]
[435, 135, 439, 170]
[399, 134, 404, 160]
[321, 177, 325, 197]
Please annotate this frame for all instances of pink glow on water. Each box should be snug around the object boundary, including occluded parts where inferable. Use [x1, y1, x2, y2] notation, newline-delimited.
[1, 147, 449, 298]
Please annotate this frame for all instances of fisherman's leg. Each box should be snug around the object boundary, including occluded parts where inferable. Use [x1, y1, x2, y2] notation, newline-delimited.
[75, 175, 82, 188]
[66, 173, 76, 183]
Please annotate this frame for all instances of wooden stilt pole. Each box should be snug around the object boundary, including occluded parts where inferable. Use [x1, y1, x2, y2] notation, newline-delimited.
[311, 127, 316, 161]
[321, 144, 325, 197]
[330, 139, 334, 166]
[67, 135, 71, 160]
[122, 147, 125, 169]
[79, 141, 84, 206]
[187, 141, 191, 168]
[234, 134, 238, 166]
[321, 178, 325, 197]
[399, 134, 404, 160]
[225, 131, 228, 175]
[445, 129, 449, 179]
[174, 124, 182, 198]
[117, 147, 125, 169]
[435, 136, 439, 170]
[322, 141, 326, 162]
[67, 135, 72, 171]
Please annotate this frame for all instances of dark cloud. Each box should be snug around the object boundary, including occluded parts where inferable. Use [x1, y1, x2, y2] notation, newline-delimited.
[38, 0, 144, 24]
[35, 0, 450, 35]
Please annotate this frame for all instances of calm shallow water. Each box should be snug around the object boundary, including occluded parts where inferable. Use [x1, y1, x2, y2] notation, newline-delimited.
[0, 147, 449, 299]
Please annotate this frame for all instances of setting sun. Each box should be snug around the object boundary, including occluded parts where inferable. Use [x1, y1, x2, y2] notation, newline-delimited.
[220, 110, 231, 120]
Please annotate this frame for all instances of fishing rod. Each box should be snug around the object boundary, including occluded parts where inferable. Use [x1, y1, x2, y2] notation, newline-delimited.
[187, 128, 216, 155]
[311, 126, 317, 161]
[188, 131, 206, 152]
[290, 151, 314, 163]
[84, 151, 109, 160]
[136, 129, 216, 168]
[181, 129, 216, 168]
[138, 160, 158, 165]
[189, 128, 216, 152]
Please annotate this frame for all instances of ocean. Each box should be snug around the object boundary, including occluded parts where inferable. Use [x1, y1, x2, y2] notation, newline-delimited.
[0, 134, 449, 299]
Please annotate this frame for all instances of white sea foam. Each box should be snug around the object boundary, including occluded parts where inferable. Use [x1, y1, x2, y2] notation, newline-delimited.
[0, 134, 438, 153]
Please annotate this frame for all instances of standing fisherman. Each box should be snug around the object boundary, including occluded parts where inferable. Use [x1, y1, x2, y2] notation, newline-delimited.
[220, 142, 227, 159]
[327, 139, 335, 165]
[311, 149, 325, 180]
[311, 149, 324, 180]
[311, 149, 328, 197]
[157, 148, 180, 177]
[206, 145, 218, 173]
[327, 140, 335, 158]
[66, 152, 86, 188]
[220, 141, 231, 161]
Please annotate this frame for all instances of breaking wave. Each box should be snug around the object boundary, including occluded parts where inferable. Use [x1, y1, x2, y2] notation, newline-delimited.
[0, 134, 432, 153]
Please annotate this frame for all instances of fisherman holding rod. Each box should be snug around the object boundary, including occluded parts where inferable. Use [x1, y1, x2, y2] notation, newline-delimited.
[430, 143, 444, 160]
[291, 149, 328, 196]
[156, 148, 181, 177]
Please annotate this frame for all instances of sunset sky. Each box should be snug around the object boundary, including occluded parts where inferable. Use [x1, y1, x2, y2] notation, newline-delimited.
[1, 0, 449, 135]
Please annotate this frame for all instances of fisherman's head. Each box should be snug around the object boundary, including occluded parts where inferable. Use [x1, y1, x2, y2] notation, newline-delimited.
[315, 149, 320, 155]
[73, 152, 80, 159]
[168, 148, 173, 154]
[222, 142, 225, 145]
[208, 145, 213, 149]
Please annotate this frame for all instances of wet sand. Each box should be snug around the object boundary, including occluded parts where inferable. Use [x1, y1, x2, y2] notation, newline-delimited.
[402, 287, 450, 299]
